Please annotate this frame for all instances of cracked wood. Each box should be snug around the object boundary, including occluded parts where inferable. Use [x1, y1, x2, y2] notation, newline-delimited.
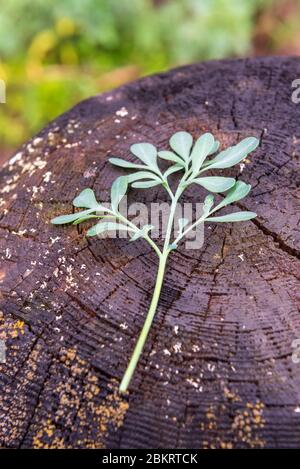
[0, 56, 300, 449]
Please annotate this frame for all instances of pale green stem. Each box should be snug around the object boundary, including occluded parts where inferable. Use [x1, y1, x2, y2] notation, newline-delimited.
[163, 194, 177, 253]
[119, 188, 181, 393]
[119, 169, 190, 393]
[144, 234, 162, 259]
[116, 212, 161, 259]
[174, 213, 206, 245]
[119, 253, 168, 393]
[174, 200, 227, 245]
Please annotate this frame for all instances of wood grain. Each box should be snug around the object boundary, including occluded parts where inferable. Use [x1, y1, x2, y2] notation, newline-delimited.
[0, 57, 299, 448]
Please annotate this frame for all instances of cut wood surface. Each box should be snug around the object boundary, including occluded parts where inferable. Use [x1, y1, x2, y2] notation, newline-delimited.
[0, 57, 299, 449]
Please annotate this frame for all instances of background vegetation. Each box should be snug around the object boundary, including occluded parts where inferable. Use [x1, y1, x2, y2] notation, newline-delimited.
[0, 0, 299, 159]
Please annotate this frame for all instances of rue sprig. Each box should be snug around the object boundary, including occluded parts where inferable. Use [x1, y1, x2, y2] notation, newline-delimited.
[52, 130, 259, 393]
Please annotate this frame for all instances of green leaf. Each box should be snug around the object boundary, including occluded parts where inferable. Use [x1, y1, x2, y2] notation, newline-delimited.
[193, 176, 236, 193]
[158, 151, 185, 166]
[87, 221, 133, 237]
[109, 157, 146, 170]
[204, 137, 259, 170]
[204, 194, 214, 207]
[51, 209, 92, 225]
[132, 180, 161, 189]
[73, 188, 98, 208]
[130, 143, 158, 170]
[111, 176, 128, 212]
[72, 214, 101, 225]
[128, 171, 161, 184]
[72, 214, 113, 225]
[191, 133, 215, 175]
[206, 211, 257, 222]
[203, 194, 214, 215]
[169, 131, 193, 161]
[215, 181, 251, 210]
[208, 140, 220, 155]
[163, 164, 182, 178]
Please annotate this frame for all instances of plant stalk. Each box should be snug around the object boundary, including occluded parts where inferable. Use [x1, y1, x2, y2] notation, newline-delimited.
[119, 189, 180, 393]
[119, 253, 168, 393]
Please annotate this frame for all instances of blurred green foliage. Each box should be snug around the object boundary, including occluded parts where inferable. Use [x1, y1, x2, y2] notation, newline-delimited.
[0, 0, 290, 148]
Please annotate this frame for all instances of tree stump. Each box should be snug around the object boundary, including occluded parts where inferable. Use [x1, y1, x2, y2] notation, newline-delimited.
[0, 57, 299, 449]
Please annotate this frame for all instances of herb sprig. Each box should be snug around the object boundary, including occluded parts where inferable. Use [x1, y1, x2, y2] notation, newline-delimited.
[51, 131, 259, 393]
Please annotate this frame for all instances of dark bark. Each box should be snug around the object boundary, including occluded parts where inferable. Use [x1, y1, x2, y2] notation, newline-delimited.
[0, 57, 299, 449]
